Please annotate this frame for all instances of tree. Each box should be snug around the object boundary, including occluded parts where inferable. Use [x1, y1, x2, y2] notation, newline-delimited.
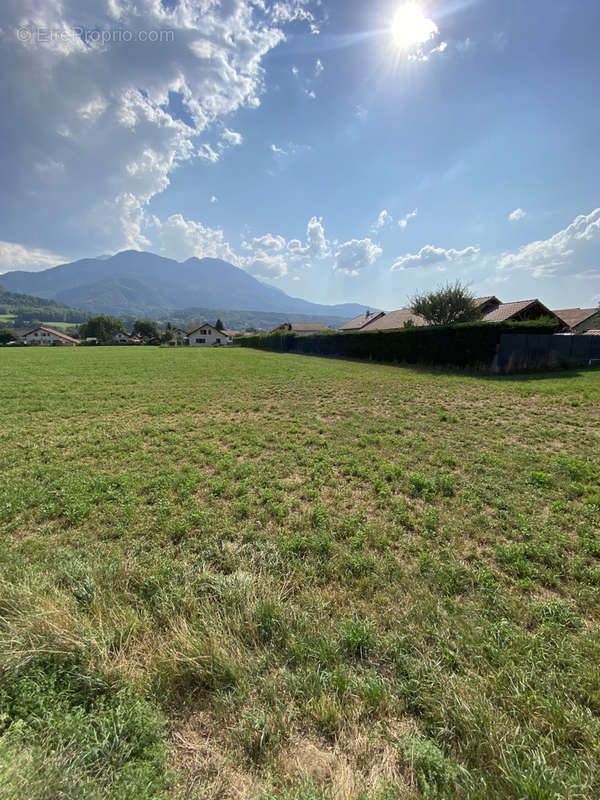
[161, 322, 174, 344]
[215, 318, 225, 331]
[79, 315, 124, 342]
[410, 281, 482, 327]
[0, 328, 15, 344]
[133, 319, 159, 340]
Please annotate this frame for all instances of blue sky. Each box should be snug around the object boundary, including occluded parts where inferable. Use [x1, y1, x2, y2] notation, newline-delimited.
[0, 0, 599, 310]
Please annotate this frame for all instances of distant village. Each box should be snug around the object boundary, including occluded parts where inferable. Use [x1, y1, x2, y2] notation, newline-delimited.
[2, 295, 599, 347]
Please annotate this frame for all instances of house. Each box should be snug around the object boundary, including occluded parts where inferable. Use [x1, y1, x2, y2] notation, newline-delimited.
[357, 297, 564, 332]
[221, 329, 240, 340]
[553, 308, 599, 334]
[268, 322, 327, 335]
[340, 310, 385, 331]
[481, 299, 562, 325]
[113, 331, 142, 344]
[475, 296, 502, 316]
[361, 308, 429, 330]
[187, 323, 232, 346]
[172, 328, 189, 345]
[21, 326, 78, 346]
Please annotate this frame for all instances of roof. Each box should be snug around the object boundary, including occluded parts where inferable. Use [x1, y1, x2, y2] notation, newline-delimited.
[340, 311, 385, 330]
[269, 322, 327, 333]
[221, 329, 239, 338]
[482, 299, 554, 323]
[475, 296, 501, 307]
[362, 308, 429, 330]
[23, 326, 79, 344]
[584, 329, 600, 336]
[552, 308, 598, 328]
[187, 323, 219, 335]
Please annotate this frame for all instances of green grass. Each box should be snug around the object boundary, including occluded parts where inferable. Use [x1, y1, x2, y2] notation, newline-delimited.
[0, 347, 599, 799]
[40, 320, 82, 331]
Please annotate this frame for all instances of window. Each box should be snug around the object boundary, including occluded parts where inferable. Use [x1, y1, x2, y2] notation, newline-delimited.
[216, 338, 221, 344]
[195, 337, 206, 343]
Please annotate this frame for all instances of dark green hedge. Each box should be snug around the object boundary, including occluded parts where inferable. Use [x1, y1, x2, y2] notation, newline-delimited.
[239, 320, 560, 368]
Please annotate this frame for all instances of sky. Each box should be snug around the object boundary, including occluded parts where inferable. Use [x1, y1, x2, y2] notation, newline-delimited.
[0, 0, 599, 311]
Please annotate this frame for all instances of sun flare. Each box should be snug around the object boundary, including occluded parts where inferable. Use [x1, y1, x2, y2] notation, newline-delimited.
[391, 3, 438, 50]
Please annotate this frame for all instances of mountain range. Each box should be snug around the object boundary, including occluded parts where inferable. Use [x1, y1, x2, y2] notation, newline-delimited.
[0, 284, 88, 325]
[0, 251, 376, 320]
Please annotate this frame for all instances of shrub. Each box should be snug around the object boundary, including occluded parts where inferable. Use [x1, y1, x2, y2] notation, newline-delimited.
[239, 320, 559, 370]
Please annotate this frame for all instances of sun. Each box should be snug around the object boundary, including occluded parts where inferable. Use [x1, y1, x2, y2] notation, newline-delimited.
[391, 3, 438, 50]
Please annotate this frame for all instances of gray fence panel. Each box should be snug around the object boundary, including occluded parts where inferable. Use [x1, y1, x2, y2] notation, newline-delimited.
[497, 334, 599, 372]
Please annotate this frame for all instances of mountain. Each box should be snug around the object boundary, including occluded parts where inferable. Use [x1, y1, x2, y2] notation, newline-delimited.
[0, 284, 88, 325]
[165, 308, 350, 332]
[0, 251, 377, 319]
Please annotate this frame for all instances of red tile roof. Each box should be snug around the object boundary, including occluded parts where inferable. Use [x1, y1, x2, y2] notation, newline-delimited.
[24, 326, 79, 344]
[552, 308, 598, 329]
[269, 322, 327, 333]
[340, 311, 385, 330]
[482, 300, 553, 322]
[362, 309, 429, 330]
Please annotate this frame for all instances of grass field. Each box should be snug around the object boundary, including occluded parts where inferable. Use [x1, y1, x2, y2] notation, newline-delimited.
[1, 347, 599, 799]
[40, 320, 82, 331]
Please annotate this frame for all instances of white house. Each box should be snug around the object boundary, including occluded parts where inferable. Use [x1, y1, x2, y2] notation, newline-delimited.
[187, 323, 232, 346]
[113, 331, 141, 344]
[21, 326, 78, 346]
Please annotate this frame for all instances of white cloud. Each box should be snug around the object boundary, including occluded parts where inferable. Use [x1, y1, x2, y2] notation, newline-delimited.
[287, 216, 330, 261]
[335, 238, 382, 276]
[243, 253, 289, 279]
[508, 208, 527, 222]
[399, 208, 418, 229]
[153, 214, 238, 264]
[355, 105, 368, 121]
[374, 209, 391, 230]
[154, 214, 330, 282]
[271, 1, 319, 31]
[221, 128, 243, 147]
[0, 0, 311, 256]
[210, 195, 218, 204]
[244, 233, 287, 253]
[239, 231, 289, 278]
[269, 141, 312, 165]
[498, 208, 600, 278]
[391, 244, 479, 271]
[314, 58, 324, 77]
[575, 269, 600, 280]
[0, 241, 65, 273]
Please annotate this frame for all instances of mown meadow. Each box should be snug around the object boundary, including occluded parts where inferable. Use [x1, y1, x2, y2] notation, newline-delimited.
[0, 347, 599, 799]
